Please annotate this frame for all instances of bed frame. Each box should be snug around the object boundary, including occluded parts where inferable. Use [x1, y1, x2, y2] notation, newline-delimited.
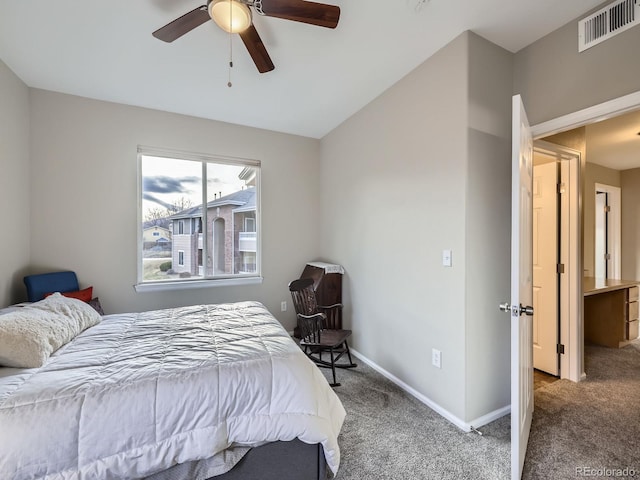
[210, 440, 327, 480]
[148, 439, 327, 480]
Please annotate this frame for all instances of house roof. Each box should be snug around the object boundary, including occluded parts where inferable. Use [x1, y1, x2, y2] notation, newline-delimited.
[142, 220, 171, 230]
[170, 187, 256, 220]
[142, 225, 171, 232]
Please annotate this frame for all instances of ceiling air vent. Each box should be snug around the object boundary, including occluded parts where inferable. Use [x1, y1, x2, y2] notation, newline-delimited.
[578, 0, 640, 52]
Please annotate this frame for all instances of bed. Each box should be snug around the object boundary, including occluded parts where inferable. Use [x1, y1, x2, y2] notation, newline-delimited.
[0, 296, 345, 480]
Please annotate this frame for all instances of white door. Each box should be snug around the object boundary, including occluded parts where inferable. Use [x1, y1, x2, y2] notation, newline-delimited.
[503, 94, 534, 480]
[532, 160, 558, 375]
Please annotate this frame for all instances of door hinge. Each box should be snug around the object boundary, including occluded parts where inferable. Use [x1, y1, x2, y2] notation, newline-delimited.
[605, 253, 611, 260]
[557, 344, 565, 354]
[557, 183, 566, 194]
[604, 205, 611, 213]
[557, 263, 565, 274]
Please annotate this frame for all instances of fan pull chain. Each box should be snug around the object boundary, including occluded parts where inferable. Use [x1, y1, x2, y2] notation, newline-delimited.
[228, 2, 233, 87]
[228, 31, 233, 87]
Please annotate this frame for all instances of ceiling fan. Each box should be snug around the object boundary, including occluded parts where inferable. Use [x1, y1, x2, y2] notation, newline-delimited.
[152, 0, 341, 74]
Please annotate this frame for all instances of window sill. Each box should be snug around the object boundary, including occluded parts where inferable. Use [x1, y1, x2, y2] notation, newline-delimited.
[134, 276, 263, 293]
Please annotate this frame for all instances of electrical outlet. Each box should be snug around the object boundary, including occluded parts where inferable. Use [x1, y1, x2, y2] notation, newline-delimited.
[281, 301, 287, 312]
[432, 348, 441, 369]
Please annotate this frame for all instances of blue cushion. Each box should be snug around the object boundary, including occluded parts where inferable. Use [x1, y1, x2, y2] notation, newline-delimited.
[23, 271, 79, 302]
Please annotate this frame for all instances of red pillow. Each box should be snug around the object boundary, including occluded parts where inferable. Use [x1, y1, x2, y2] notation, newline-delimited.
[45, 286, 93, 303]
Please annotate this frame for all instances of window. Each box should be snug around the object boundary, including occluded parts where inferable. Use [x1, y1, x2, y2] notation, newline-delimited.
[137, 147, 260, 289]
[244, 217, 256, 232]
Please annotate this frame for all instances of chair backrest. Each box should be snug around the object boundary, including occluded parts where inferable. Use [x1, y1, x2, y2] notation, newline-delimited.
[23, 271, 79, 302]
[297, 315, 323, 344]
[288, 278, 319, 316]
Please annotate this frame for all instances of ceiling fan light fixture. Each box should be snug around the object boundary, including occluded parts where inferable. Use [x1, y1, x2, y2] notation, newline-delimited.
[209, 0, 252, 33]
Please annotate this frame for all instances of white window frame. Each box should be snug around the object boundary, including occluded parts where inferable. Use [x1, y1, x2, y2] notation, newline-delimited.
[135, 146, 262, 292]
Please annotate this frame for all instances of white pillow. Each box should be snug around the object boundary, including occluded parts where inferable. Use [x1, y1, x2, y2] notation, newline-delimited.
[0, 302, 31, 315]
[0, 293, 101, 368]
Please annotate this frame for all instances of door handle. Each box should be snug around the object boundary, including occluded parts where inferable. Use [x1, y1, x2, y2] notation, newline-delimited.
[499, 302, 511, 312]
[499, 302, 534, 316]
[520, 304, 534, 316]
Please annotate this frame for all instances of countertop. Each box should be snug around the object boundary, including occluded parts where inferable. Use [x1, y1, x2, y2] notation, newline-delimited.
[583, 277, 640, 296]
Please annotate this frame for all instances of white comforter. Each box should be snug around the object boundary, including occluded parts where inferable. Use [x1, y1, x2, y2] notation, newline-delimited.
[0, 301, 346, 479]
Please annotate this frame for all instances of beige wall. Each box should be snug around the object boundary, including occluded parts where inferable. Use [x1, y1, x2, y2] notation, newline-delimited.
[621, 168, 640, 280]
[544, 128, 586, 154]
[27, 90, 321, 329]
[464, 32, 513, 421]
[320, 32, 468, 420]
[0, 60, 30, 306]
[320, 32, 512, 423]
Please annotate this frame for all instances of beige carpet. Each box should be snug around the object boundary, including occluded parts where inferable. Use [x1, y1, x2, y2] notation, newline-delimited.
[326, 338, 640, 479]
[523, 339, 640, 479]
[325, 361, 510, 480]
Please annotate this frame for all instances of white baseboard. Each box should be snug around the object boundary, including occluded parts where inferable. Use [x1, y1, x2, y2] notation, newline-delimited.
[470, 405, 511, 430]
[350, 348, 510, 433]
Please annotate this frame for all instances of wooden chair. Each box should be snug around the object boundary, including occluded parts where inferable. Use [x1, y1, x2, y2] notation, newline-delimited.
[288, 278, 356, 386]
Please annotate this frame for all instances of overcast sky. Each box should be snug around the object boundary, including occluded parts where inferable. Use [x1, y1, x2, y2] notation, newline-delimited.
[141, 155, 248, 217]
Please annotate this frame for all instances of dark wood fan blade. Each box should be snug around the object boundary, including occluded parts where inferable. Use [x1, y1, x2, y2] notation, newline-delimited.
[152, 5, 210, 42]
[259, 0, 340, 29]
[239, 24, 275, 73]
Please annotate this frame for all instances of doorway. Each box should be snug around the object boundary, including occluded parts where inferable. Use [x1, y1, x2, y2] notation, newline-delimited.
[531, 89, 640, 382]
[532, 155, 558, 376]
[594, 190, 608, 278]
[531, 142, 580, 378]
[594, 183, 621, 279]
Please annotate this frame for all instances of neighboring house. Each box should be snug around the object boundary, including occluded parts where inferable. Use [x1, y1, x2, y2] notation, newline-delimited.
[169, 187, 256, 277]
[142, 225, 171, 250]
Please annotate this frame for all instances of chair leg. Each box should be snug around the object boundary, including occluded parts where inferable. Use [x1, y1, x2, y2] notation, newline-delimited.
[329, 347, 340, 387]
[331, 340, 357, 369]
[344, 340, 356, 367]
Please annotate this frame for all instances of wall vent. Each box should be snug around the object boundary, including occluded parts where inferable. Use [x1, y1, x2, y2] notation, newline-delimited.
[578, 0, 640, 52]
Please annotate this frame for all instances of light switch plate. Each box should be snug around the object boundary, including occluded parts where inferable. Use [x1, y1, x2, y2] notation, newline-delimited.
[442, 249, 452, 267]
